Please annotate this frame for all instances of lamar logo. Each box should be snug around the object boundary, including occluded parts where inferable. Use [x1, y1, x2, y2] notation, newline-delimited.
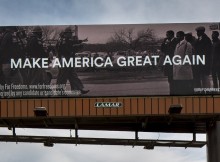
[94, 102, 123, 108]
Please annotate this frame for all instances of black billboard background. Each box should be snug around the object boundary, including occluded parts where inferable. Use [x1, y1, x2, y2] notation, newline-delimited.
[0, 22, 219, 98]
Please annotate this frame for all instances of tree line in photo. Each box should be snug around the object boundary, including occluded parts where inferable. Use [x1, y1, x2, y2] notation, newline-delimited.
[0, 25, 162, 98]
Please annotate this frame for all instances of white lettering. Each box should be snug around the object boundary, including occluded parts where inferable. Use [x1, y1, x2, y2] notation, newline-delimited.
[197, 55, 205, 65]
[182, 55, 191, 65]
[143, 56, 152, 65]
[11, 58, 21, 68]
[62, 58, 73, 67]
[117, 56, 126, 67]
[135, 56, 142, 66]
[151, 55, 160, 65]
[173, 55, 181, 65]
[104, 57, 113, 67]
[52, 58, 61, 68]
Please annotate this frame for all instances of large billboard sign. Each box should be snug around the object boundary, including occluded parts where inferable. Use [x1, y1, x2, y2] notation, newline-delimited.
[0, 23, 219, 98]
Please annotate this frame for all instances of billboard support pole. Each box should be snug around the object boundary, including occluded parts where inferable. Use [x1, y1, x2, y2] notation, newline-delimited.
[207, 121, 220, 162]
[135, 130, 138, 140]
[193, 132, 196, 141]
[12, 126, 16, 137]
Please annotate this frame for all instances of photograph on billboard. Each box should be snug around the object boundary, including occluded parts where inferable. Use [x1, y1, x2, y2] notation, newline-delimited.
[0, 22, 219, 98]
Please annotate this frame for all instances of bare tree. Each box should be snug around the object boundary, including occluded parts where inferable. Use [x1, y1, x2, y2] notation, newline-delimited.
[41, 26, 61, 41]
[107, 27, 156, 51]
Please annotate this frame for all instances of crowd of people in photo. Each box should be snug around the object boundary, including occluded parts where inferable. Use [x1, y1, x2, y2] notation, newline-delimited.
[161, 26, 220, 95]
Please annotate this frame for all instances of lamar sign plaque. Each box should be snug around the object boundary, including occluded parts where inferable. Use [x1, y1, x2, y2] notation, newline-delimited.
[94, 102, 123, 108]
[0, 22, 219, 98]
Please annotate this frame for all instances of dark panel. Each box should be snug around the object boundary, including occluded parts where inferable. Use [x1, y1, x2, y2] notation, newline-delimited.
[89, 98, 97, 116]
[14, 100, 21, 117]
[48, 99, 56, 116]
[200, 98, 207, 114]
[8, 100, 14, 117]
[27, 100, 35, 117]
[117, 97, 124, 116]
[96, 98, 104, 116]
[69, 99, 76, 116]
[186, 97, 193, 114]
[131, 98, 138, 115]
[55, 99, 62, 117]
[1, 96, 220, 119]
[83, 98, 90, 116]
[194, 97, 200, 113]
[152, 98, 159, 114]
[137, 98, 145, 115]
[21, 100, 28, 117]
[179, 97, 186, 114]
[158, 98, 166, 115]
[110, 98, 117, 116]
[207, 98, 214, 113]
[75, 98, 83, 116]
[165, 97, 172, 114]
[145, 98, 152, 115]
[172, 97, 179, 105]
[124, 98, 131, 115]
[62, 99, 69, 116]
[214, 98, 220, 113]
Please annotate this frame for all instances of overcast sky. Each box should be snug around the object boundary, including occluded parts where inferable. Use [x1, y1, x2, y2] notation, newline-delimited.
[0, 0, 220, 162]
[0, 0, 220, 25]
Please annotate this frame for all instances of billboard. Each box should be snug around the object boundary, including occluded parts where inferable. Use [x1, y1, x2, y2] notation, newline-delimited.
[0, 23, 219, 98]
